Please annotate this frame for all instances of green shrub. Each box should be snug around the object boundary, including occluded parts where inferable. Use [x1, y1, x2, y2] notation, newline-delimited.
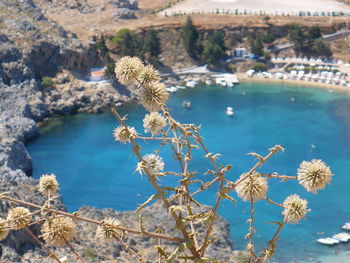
[41, 77, 54, 88]
[253, 62, 268, 72]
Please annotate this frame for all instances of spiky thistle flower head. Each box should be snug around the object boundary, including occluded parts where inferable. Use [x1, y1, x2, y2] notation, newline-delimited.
[96, 218, 123, 243]
[39, 174, 59, 196]
[115, 56, 144, 85]
[137, 65, 160, 84]
[0, 218, 9, 241]
[136, 153, 164, 174]
[113, 126, 137, 143]
[235, 172, 268, 202]
[282, 194, 309, 224]
[297, 159, 333, 194]
[139, 82, 169, 112]
[41, 217, 76, 246]
[7, 207, 32, 230]
[143, 112, 167, 136]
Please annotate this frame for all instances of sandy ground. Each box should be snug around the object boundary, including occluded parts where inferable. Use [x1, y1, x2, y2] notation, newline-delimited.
[239, 76, 350, 93]
[162, 0, 350, 15]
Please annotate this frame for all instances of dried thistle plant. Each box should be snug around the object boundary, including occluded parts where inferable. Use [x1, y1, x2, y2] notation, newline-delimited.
[0, 56, 335, 263]
[39, 174, 59, 196]
[41, 217, 76, 246]
[7, 207, 32, 230]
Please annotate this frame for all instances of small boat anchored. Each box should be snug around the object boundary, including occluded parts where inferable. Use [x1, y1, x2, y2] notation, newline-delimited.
[332, 232, 350, 243]
[342, 222, 350, 231]
[316, 237, 340, 245]
[226, 107, 234, 116]
[182, 100, 191, 109]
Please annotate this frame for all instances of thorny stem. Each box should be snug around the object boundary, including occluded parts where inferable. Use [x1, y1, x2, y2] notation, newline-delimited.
[162, 106, 201, 250]
[264, 197, 285, 209]
[191, 129, 227, 257]
[1, 195, 185, 243]
[114, 234, 144, 262]
[256, 216, 288, 263]
[135, 135, 185, 143]
[232, 146, 283, 188]
[111, 108, 200, 258]
[191, 177, 220, 197]
[64, 239, 87, 263]
[261, 174, 298, 181]
[248, 186, 256, 263]
[24, 226, 62, 263]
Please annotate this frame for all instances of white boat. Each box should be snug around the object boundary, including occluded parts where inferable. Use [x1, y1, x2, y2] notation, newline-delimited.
[176, 85, 186, 90]
[226, 81, 234, 88]
[216, 78, 227, 86]
[226, 107, 234, 116]
[166, 86, 178, 93]
[182, 100, 191, 109]
[342, 222, 350, 231]
[332, 233, 350, 242]
[186, 80, 198, 88]
[317, 237, 340, 245]
[205, 79, 213, 85]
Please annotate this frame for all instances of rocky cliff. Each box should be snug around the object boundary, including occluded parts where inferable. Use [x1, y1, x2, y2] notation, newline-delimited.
[0, 1, 244, 262]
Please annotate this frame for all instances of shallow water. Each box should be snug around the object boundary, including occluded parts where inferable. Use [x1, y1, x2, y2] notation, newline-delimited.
[27, 82, 350, 262]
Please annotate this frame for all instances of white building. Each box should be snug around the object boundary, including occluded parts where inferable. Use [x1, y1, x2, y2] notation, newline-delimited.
[233, 48, 247, 58]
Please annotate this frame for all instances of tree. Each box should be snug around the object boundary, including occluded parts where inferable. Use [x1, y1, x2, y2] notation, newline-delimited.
[307, 26, 321, 40]
[288, 24, 322, 52]
[202, 32, 226, 66]
[249, 34, 264, 57]
[182, 16, 201, 58]
[143, 29, 161, 58]
[288, 24, 305, 50]
[253, 61, 268, 72]
[312, 39, 332, 58]
[96, 35, 108, 56]
[112, 29, 137, 56]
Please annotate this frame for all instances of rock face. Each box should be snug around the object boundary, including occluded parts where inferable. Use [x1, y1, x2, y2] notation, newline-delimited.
[1, 200, 245, 263]
[0, 1, 244, 261]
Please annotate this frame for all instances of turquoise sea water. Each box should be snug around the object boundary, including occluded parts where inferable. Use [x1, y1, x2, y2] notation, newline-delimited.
[27, 82, 350, 262]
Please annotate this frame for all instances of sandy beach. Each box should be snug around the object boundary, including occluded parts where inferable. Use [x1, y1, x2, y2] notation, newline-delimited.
[239, 76, 350, 93]
[162, 0, 350, 15]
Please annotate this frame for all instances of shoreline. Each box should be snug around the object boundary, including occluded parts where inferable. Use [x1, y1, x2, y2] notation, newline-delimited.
[237, 75, 350, 93]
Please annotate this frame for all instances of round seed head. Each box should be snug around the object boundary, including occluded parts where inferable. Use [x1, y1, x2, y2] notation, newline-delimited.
[137, 65, 160, 84]
[96, 218, 123, 242]
[115, 56, 144, 85]
[143, 112, 167, 136]
[41, 217, 76, 246]
[0, 218, 9, 241]
[7, 207, 32, 230]
[39, 174, 59, 196]
[143, 154, 164, 174]
[235, 172, 268, 202]
[282, 194, 309, 224]
[297, 159, 333, 194]
[139, 82, 169, 112]
[113, 126, 137, 143]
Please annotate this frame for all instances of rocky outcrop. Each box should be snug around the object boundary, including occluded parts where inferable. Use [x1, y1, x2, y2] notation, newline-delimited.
[0, 1, 246, 261]
[0, 198, 246, 262]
